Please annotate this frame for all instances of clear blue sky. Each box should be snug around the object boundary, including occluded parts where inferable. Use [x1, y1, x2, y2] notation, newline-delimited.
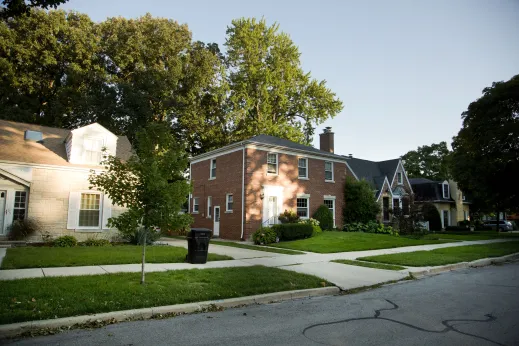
[61, 0, 519, 161]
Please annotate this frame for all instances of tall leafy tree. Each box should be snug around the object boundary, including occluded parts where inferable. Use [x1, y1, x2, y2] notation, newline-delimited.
[89, 122, 192, 284]
[225, 18, 343, 145]
[402, 142, 451, 181]
[0, 0, 68, 19]
[450, 75, 519, 226]
[343, 176, 381, 224]
[0, 10, 100, 127]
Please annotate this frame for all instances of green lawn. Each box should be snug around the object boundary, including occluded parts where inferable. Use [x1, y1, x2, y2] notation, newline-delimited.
[269, 232, 454, 253]
[422, 231, 519, 241]
[1, 246, 232, 269]
[0, 266, 329, 324]
[331, 259, 406, 271]
[358, 242, 519, 267]
[210, 240, 304, 255]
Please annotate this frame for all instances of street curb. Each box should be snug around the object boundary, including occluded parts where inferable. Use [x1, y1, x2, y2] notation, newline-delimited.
[0, 286, 340, 338]
[408, 252, 519, 278]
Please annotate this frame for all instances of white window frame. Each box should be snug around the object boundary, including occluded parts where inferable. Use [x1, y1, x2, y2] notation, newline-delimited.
[209, 159, 216, 180]
[267, 153, 278, 175]
[192, 197, 199, 214]
[78, 192, 102, 229]
[226, 193, 233, 212]
[397, 172, 403, 185]
[324, 196, 336, 227]
[83, 137, 104, 165]
[325, 161, 334, 182]
[462, 194, 466, 201]
[298, 157, 308, 179]
[296, 196, 310, 219]
[13, 190, 28, 221]
[442, 182, 450, 199]
[207, 196, 212, 218]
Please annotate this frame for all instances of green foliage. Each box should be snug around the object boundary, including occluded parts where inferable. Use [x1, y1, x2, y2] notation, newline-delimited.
[278, 209, 300, 224]
[127, 227, 162, 245]
[313, 205, 333, 230]
[343, 221, 398, 236]
[53, 235, 78, 247]
[450, 75, 519, 214]
[272, 223, 313, 241]
[343, 176, 381, 224]
[402, 142, 451, 181]
[252, 227, 277, 245]
[420, 203, 442, 231]
[6, 219, 40, 240]
[81, 238, 111, 247]
[0, 0, 68, 19]
[298, 218, 322, 236]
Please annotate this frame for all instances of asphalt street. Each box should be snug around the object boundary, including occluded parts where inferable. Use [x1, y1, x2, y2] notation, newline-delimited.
[6, 262, 519, 346]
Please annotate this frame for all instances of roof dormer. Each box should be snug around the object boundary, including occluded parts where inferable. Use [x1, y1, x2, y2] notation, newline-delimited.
[65, 123, 118, 165]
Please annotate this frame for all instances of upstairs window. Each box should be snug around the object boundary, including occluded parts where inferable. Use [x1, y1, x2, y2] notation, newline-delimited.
[442, 182, 450, 199]
[397, 172, 403, 184]
[210, 159, 216, 179]
[267, 153, 278, 175]
[84, 138, 103, 164]
[298, 158, 308, 178]
[325, 161, 334, 181]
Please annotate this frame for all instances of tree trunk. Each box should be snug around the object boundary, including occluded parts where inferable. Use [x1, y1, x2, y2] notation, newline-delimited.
[140, 229, 147, 284]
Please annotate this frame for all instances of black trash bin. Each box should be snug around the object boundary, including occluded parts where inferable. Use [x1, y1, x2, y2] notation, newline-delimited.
[186, 228, 211, 264]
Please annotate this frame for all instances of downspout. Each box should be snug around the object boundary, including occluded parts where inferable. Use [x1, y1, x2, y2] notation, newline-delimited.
[240, 144, 245, 240]
[188, 162, 192, 214]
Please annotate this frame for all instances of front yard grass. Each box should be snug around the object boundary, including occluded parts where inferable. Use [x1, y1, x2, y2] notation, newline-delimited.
[0, 266, 329, 324]
[210, 240, 304, 255]
[1, 246, 232, 269]
[422, 231, 519, 241]
[269, 232, 454, 253]
[332, 259, 406, 271]
[358, 241, 519, 267]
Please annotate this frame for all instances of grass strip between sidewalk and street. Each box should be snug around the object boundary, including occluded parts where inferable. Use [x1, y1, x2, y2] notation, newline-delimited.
[0, 266, 330, 325]
[331, 259, 406, 271]
[209, 240, 304, 255]
[1, 246, 232, 269]
[358, 241, 519, 267]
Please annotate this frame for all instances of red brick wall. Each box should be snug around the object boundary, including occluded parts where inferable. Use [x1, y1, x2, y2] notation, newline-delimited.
[244, 148, 351, 239]
[190, 149, 244, 239]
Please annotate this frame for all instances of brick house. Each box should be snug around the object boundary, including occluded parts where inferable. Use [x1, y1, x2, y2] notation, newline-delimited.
[0, 120, 130, 240]
[189, 128, 413, 240]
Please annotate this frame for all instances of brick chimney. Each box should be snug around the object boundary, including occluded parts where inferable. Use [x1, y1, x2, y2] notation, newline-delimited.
[319, 127, 334, 153]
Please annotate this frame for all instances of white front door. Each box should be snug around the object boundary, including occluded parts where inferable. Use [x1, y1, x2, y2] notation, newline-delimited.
[0, 191, 6, 235]
[267, 196, 278, 225]
[213, 206, 220, 237]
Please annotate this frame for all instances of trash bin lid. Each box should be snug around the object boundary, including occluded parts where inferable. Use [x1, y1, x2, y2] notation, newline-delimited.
[190, 228, 211, 237]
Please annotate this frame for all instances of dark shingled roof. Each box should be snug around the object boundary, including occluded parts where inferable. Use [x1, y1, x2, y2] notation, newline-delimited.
[409, 178, 434, 184]
[0, 120, 132, 168]
[347, 158, 400, 196]
[248, 134, 348, 160]
[409, 178, 454, 203]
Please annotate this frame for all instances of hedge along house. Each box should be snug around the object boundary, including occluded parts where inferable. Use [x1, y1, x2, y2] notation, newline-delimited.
[0, 120, 130, 240]
[345, 157, 414, 223]
[410, 178, 470, 229]
[189, 128, 357, 240]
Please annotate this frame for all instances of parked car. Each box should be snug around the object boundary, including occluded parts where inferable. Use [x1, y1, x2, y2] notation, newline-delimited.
[483, 220, 513, 231]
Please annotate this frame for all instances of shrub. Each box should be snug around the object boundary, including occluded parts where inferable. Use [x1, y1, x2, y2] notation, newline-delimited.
[343, 176, 380, 224]
[313, 205, 334, 231]
[6, 218, 40, 240]
[343, 221, 398, 236]
[82, 238, 111, 247]
[278, 210, 299, 224]
[252, 226, 277, 245]
[299, 218, 322, 236]
[53, 235, 78, 247]
[127, 227, 162, 245]
[421, 203, 442, 231]
[272, 223, 313, 241]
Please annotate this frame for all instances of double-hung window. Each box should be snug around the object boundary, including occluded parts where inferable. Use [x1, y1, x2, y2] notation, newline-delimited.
[296, 197, 309, 218]
[13, 191, 27, 221]
[442, 182, 450, 199]
[298, 158, 308, 179]
[325, 161, 333, 181]
[192, 197, 199, 213]
[210, 159, 216, 179]
[79, 193, 101, 227]
[267, 153, 278, 175]
[207, 196, 212, 218]
[84, 138, 103, 164]
[324, 197, 335, 227]
[226, 194, 233, 212]
[397, 172, 403, 184]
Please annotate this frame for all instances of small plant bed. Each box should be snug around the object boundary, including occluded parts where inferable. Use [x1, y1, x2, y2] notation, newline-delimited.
[270, 232, 454, 253]
[209, 240, 304, 255]
[331, 259, 406, 271]
[1, 246, 232, 269]
[358, 242, 519, 267]
[0, 266, 330, 324]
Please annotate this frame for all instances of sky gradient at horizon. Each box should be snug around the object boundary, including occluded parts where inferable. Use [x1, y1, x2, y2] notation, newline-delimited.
[61, 0, 519, 161]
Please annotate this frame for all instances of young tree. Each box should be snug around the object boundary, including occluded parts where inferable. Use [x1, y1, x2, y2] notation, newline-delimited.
[89, 122, 192, 284]
[343, 176, 381, 224]
[450, 75, 519, 230]
[402, 142, 451, 181]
